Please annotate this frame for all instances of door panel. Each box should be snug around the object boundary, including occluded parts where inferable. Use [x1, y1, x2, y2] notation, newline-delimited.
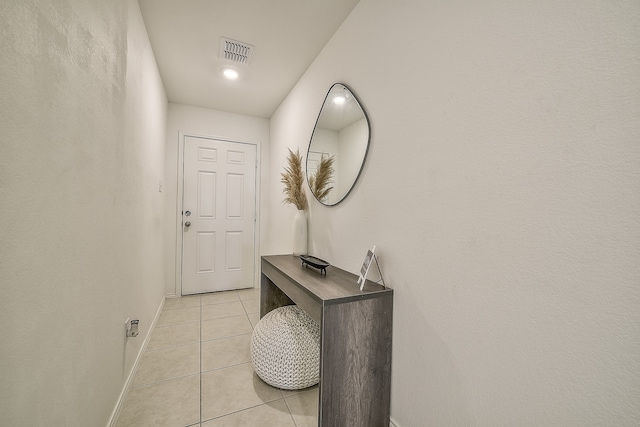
[198, 172, 216, 217]
[226, 174, 244, 218]
[225, 231, 243, 270]
[182, 136, 256, 295]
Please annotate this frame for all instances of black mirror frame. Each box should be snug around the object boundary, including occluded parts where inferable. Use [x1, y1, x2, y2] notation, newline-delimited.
[306, 83, 371, 206]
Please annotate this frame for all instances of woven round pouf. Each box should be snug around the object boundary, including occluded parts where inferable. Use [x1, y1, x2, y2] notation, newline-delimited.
[251, 305, 320, 390]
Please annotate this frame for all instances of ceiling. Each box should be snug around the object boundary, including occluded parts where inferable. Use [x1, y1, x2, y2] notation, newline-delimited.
[137, 0, 361, 118]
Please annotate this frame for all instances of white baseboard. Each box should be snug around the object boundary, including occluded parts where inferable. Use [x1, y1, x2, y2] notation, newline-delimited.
[106, 295, 166, 427]
[390, 417, 400, 427]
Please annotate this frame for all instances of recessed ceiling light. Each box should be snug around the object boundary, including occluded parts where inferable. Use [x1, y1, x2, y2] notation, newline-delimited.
[333, 95, 346, 105]
[222, 68, 239, 80]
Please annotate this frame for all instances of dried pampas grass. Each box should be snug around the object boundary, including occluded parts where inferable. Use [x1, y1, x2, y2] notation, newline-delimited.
[280, 148, 308, 210]
[309, 154, 334, 201]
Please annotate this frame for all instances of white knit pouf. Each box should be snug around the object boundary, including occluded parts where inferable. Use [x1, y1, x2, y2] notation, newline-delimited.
[251, 305, 320, 390]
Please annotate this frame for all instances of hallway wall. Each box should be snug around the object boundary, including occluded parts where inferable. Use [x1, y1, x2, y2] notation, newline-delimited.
[0, 1, 168, 425]
[269, 0, 640, 425]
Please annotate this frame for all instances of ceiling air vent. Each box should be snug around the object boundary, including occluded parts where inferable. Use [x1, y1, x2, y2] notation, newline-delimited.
[220, 37, 254, 65]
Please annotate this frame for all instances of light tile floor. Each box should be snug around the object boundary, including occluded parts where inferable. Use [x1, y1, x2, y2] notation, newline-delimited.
[115, 288, 318, 427]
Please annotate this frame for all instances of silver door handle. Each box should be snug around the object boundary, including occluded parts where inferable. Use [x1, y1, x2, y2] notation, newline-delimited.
[184, 221, 191, 227]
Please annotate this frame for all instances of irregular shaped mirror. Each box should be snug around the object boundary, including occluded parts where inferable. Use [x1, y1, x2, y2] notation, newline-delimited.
[306, 83, 370, 206]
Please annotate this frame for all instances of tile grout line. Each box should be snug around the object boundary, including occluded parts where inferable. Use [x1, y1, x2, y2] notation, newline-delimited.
[201, 331, 253, 344]
[201, 289, 245, 426]
[141, 340, 201, 354]
[199, 398, 289, 425]
[200, 360, 253, 376]
[129, 372, 200, 390]
[281, 396, 300, 427]
[199, 289, 263, 425]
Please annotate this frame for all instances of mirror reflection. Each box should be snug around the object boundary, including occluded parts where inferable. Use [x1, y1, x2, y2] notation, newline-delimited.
[306, 83, 370, 206]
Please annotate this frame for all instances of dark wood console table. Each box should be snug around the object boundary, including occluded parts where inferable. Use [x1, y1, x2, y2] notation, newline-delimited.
[260, 255, 393, 427]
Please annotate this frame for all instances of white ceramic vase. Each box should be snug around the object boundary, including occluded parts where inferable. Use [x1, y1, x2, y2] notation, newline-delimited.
[292, 209, 308, 256]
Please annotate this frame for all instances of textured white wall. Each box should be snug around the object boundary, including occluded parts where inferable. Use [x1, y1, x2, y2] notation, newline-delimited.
[269, 0, 640, 425]
[0, 1, 167, 425]
[164, 103, 270, 296]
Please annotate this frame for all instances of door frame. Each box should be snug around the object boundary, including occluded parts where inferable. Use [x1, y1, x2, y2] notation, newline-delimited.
[174, 132, 261, 296]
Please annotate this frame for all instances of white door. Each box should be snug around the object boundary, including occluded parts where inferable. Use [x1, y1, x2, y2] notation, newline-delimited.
[181, 136, 257, 295]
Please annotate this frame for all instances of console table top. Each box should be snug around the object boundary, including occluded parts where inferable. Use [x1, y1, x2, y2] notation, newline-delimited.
[262, 254, 391, 304]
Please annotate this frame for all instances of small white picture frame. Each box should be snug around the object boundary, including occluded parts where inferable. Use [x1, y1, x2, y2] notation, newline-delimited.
[357, 245, 376, 291]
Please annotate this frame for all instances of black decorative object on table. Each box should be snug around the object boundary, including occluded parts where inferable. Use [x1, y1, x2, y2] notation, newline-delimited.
[299, 255, 330, 275]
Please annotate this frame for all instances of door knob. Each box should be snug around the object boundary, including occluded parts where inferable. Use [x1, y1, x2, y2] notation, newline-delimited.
[184, 221, 191, 227]
[185, 210, 191, 216]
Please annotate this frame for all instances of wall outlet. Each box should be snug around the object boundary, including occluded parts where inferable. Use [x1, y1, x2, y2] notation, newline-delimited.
[125, 319, 139, 337]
